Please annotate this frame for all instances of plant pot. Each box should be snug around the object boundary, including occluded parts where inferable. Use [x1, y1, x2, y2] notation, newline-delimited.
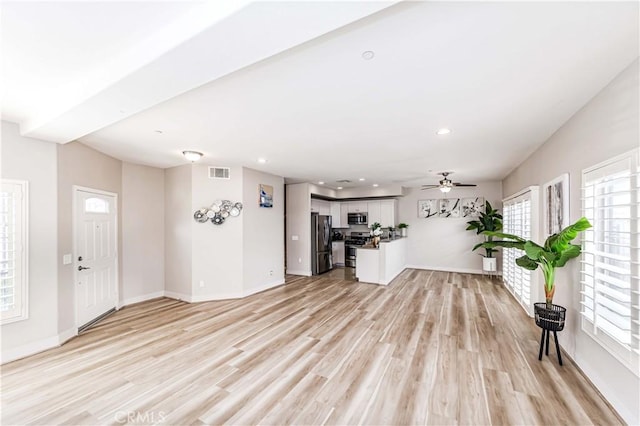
[401, 228, 407, 237]
[482, 257, 497, 272]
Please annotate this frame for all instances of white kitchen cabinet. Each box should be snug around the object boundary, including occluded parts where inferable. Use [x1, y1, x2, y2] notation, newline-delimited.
[332, 241, 345, 265]
[330, 202, 343, 228]
[380, 200, 397, 228]
[348, 202, 367, 213]
[311, 198, 330, 215]
[340, 203, 349, 227]
[367, 201, 381, 226]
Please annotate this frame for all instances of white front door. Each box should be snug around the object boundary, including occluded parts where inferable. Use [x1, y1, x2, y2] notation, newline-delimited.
[75, 189, 118, 328]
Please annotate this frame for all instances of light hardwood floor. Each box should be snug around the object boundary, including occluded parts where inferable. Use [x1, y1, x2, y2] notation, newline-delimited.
[1, 269, 622, 425]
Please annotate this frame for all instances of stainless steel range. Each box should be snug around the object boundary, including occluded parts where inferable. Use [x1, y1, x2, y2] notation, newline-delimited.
[344, 231, 369, 268]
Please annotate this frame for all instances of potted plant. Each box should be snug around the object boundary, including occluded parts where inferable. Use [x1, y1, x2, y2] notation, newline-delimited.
[397, 223, 409, 237]
[479, 217, 591, 306]
[466, 201, 502, 273]
[370, 222, 383, 247]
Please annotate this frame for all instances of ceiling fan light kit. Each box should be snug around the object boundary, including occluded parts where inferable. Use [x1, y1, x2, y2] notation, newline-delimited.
[422, 172, 477, 192]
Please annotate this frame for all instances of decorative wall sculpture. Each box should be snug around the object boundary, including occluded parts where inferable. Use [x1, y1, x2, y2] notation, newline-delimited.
[193, 200, 243, 225]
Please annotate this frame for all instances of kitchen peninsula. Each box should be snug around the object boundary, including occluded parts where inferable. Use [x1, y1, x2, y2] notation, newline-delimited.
[355, 237, 407, 285]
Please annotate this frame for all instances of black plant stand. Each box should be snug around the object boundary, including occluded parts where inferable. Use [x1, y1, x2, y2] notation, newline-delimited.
[534, 303, 566, 366]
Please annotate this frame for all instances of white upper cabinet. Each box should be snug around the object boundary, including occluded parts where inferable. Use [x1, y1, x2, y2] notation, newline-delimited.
[330, 202, 342, 228]
[311, 198, 331, 215]
[348, 202, 367, 213]
[367, 201, 381, 225]
[380, 200, 397, 228]
[340, 203, 349, 227]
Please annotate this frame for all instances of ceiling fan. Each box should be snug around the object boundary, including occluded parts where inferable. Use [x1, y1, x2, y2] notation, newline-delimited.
[421, 172, 477, 193]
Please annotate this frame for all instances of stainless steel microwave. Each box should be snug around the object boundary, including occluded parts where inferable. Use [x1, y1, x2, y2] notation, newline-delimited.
[347, 212, 368, 225]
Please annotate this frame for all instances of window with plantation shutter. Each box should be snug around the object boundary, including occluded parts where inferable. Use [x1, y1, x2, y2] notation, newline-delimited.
[581, 149, 639, 374]
[502, 187, 539, 316]
[1, 180, 29, 324]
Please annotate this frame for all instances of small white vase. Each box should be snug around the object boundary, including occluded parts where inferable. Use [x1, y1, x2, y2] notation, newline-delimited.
[401, 228, 407, 237]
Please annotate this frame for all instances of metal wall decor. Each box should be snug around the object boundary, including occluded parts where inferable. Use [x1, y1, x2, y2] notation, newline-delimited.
[194, 199, 243, 225]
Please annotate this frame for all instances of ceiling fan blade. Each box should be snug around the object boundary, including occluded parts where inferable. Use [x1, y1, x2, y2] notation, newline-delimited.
[420, 185, 440, 190]
[453, 183, 477, 187]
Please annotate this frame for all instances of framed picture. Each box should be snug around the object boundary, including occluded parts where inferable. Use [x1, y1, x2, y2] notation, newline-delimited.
[439, 198, 460, 218]
[461, 197, 484, 218]
[543, 173, 569, 236]
[418, 199, 439, 218]
[259, 184, 273, 208]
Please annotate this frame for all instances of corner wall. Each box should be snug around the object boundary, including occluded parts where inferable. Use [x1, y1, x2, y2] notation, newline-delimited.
[164, 165, 192, 299]
[122, 162, 165, 304]
[502, 59, 639, 424]
[285, 183, 311, 276]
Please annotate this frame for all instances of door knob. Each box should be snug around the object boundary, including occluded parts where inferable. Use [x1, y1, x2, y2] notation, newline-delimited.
[78, 266, 91, 271]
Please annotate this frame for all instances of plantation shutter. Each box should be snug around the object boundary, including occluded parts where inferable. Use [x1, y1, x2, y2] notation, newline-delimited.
[502, 187, 539, 316]
[581, 149, 639, 371]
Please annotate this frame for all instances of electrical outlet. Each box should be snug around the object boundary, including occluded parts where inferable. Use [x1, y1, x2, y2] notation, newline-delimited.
[298, 258, 302, 263]
[292, 235, 299, 241]
[199, 280, 205, 288]
[269, 270, 273, 276]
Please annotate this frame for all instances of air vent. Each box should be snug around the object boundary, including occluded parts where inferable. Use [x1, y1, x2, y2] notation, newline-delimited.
[209, 167, 230, 179]
[336, 179, 351, 183]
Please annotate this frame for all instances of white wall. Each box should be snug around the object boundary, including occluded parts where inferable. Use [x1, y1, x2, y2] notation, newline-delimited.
[285, 183, 312, 276]
[502, 59, 639, 424]
[121, 162, 165, 305]
[242, 167, 285, 293]
[1, 121, 59, 358]
[191, 164, 243, 299]
[164, 165, 192, 299]
[398, 183, 503, 274]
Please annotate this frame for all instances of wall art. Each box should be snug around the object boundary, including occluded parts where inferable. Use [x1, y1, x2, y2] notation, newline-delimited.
[259, 184, 273, 208]
[461, 197, 484, 218]
[439, 198, 460, 218]
[418, 199, 439, 218]
[193, 200, 243, 226]
[544, 173, 569, 236]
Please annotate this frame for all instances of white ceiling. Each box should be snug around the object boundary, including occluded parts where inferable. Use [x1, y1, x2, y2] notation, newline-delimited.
[2, 1, 638, 189]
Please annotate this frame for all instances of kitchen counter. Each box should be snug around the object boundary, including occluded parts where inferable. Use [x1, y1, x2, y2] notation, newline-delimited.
[356, 237, 407, 285]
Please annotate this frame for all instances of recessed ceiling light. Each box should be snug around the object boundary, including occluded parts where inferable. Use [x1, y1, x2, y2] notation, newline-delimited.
[362, 50, 375, 60]
[154, 130, 163, 134]
[337, 187, 343, 190]
[372, 184, 379, 187]
[318, 181, 325, 185]
[436, 128, 451, 135]
[182, 150, 203, 162]
[257, 158, 267, 164]
[359, 178, 366, 181]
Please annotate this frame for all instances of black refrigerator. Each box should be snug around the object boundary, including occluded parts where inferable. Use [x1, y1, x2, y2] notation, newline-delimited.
[311, 214, 332, 275]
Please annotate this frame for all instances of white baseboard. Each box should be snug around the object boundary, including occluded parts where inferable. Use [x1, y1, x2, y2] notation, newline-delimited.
[121, 291, 165, 306]
[1, 327, 78, 365]
[405, 264, 502, 276]
[164, 290, 193, 302]
[243, 279, 286, 297]
[286, 269, 312, 276]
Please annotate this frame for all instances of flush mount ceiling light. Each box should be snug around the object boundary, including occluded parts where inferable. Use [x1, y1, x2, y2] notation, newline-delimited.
[182, 150, 203, 162]
[362, 50, 375, 60]
[372, 184, 379, 187]
[337, 187, 343, 190]
[318, 181, 325, 185]
[257, 158, 267, 164]
[359, 178, 366, 181]
[436, 128, 451, 135]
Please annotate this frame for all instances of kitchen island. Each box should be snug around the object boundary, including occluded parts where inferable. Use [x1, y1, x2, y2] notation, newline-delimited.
[356, 237, 407, 285]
